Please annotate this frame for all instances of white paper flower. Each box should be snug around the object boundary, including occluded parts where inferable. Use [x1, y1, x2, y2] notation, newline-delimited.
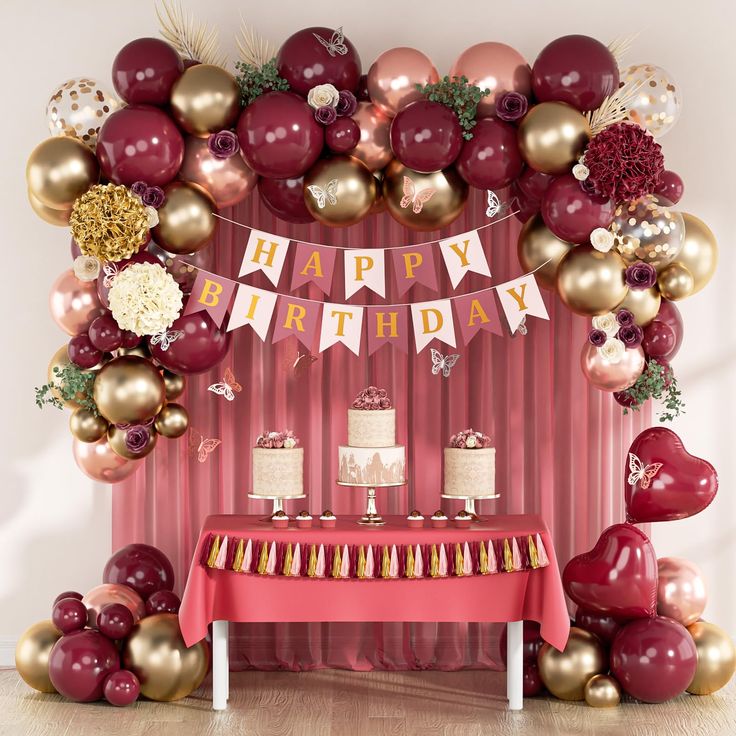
[307, 83, 340, 109]
[108, 262, 183, 336]
[73, 255, 101, 282]
[572, 163, 590, 181]
[465, 435, 477, 448]
[592, 312, 619, 337]
[145, 205, 159, 228]
[590, 227, 614, 253]
[598, 337, 626, 364]
[284, 437, 296, 449]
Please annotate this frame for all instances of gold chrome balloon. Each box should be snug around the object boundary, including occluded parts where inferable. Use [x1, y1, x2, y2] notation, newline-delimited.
[517, 213, 574, 289]
[153, 182, 218, 254]
[557, 245, 628, 315]
[155, 403, 189, 439]
[108, 423, 159, 460]
[70, 407, 109, 443]
[517, 102, 591, 175]
[622, 64, 682, 138]
[15, 620, 61, 693]
[687, 622, 736, 695]
[26, 136, 99, 210]
[658, 263, 694, 301]
[48, 344, 88, 410]
[122, 613, 210, 701]
[170, 65, 240, 136]
[676, 213, 718, 295]
[28, 190, 71, 226]
[584, 674, 621, 707]
[615, 286, 661, 326]
[163, 371, 186, 400]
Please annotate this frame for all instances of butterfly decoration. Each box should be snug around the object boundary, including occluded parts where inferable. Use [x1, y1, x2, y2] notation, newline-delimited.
[312, 26, 348, 57]
[307, 179, 339, 209]
[627, 452, 663, 489]
[292, 351, 318, 378]
[485, 190, 502, 218]
[188, 428, 222, 464]
[430, 348, 460, 378]
[102, 261, 121, 288]
[517, 316, 528, 336]
[400, 176, 437, 214]
[207, 367, 242, 402]
[149, 329, 184, 352]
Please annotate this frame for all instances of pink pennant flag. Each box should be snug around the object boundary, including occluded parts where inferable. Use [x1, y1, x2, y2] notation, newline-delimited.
[344, 248, 386, 298]
[291, 243, 337, 295]
[453, 290, 503, 345]
[366, 305, 408, 355]
[226, 283, 277, 340]
[272, 296, 322, 350]
[410, 299, 456, 352]
[496, 274, 549, 333]
[438, 230, 491, 289]
[391, 244, 438, 296]
[239, 229, 290, 287]
[318, 303, 364, 355]
[183, 271, 237, 328]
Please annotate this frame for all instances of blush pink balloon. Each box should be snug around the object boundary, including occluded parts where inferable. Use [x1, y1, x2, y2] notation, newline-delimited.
[657, 557, 707, 627]
[73, 437, 142, 484]
[82, 583, 145, 629]
[179, 137, 257, 208]
[367, 47, 439, 117]
[580, 342, 645, 392]
[350, 102, 393, 171]
[449, 42, 532, 118]
[49, 269, 106, 336]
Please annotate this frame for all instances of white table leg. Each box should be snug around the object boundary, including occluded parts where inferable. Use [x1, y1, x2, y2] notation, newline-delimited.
[212, 620, 229, 711]
[506, 620, 523, 711]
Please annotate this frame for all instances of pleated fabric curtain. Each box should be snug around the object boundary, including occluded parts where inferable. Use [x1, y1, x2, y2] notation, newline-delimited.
[112, 188, 650, 670]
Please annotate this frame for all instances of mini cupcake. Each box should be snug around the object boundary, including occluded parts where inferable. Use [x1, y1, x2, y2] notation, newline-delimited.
[454, 510, 472, 529]
[431, 510, 448, 528]
[295, 510, 313, 529]
[320, 510, 337, 528]
[406, 510, 424, 529]
[271, 510, 289, 529]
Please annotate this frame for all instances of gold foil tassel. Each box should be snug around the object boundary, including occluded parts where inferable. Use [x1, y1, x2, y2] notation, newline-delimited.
[283, 543, 293, 576]
[381, 546, 390, 579]
[332, 545, 342, 578]
[233, 538, 244, 572]
[528, 535, 539, 569]
[479, 541, 489, 575]
[405, 545, 415, 579]
[503, 539, 514, 573]
[455, 543, 464, 576]
[206, 535, 221, 568]
[257, 541, 269, 575]
[430, 544, 439, 578]
[307, 544, 317, 578]
[357, 545, 366, 579]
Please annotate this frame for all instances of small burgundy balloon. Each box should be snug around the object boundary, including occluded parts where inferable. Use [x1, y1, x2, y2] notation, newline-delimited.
[613, 390, 637, 408]
[655, 170, 684, 205]
[389, 100, 462, 173]
[68, 333, 103, 369]
[88, 314, 123, 352]
[325, 118, 361, 153]
[541, 174, 615, 243]
[104, 669, 140, 707]
[52, 598, 88, 635]
[259, 176, 315, 224]
[642, 320, 676, 358]
[120, 330, 141, 349]
[510, 181, 539, 224]
[523, 664, 544, 697]
[237, 92, 324, 179]
[356, 74, 370, 102]
[455, 116, 523, 189]
[499, 621, 543, 665]
[97, 603, 135, 640]
[112, 37, 183, 105]
[96, 105, 184, 187]
[54, 590, 83, 605]
[610, 616, 697, 703]
[574, 608, 622, 644]
[517, 167, 554, 202]
[103, 543, 175, 600]
[654, 299, 684, 361]
[145, 590, 181, 615]
[96, 251, 161, 307]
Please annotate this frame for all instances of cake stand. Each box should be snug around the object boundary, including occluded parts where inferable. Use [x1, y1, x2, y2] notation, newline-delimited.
[248, 493, 307, 522]
[336, 480, 406, 526]
[441, 493, 500, 522]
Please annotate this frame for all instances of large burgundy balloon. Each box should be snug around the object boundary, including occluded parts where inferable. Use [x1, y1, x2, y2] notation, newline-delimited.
[655, 170, 684, 205]
[390, 100, 463, 173]
[96, 251, 160, 308]
[625, 427, 718, 523]
[276, 26, 361, 96]
[88, 314, 123, 352]
[642, 320, 676, 358]
[237, 92, 324, 179]
[104, 669, 140, 707]
[610, 616, 697, 703]
[97, 603, 135, 640]
[532, 35, 619, 111]
[259, 175, 315, 224]
[455, 117, 523, 189]
[517, 167, 555, 202]
[510, 181, 539, 224]
[574, 608, 622, 645]
[654, 299, 684, 361]
[96, 105, 184, 186]
[542, 174, 615, 243]
[48, 630, 120, 702]
[52, 598, 88, 635]
[54, 590, 83, 605]
[563, 523, 658, 619]
[112, 38, 183, 105]
[103, 543, 175, 601]
[68, 333, 103, 369]
[145, 590, 182, 615]
[148, 311, 231, 375]
[499, 621, 543, 665]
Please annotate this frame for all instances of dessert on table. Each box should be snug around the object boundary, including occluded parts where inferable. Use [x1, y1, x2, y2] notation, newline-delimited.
[454, 510, 473, 529]
[295, 511, 313, 529]
[271, 510, 289, 529]
[320, 510, 337, 528]
[431, 510, 449, 528]
[406, 510, 424, 529]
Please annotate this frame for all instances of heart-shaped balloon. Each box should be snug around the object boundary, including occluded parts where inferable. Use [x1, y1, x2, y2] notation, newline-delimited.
[625, 427, 718, 523]
[563, 524, 657, 619]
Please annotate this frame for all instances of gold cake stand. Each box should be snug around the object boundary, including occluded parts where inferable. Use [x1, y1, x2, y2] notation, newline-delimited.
[441, 493, 500, 522]
[248, 493, 307, 523]
[336, 480, 406, 526]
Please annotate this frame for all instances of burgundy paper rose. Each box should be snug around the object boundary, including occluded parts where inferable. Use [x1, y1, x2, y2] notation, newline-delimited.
[618, 324, 644, 348]
[130, 181, 148, 198]
[495, 91, 528, 122]
[616, 309, 636, 327]
[449, 428, 492, 449]
[352, 386, 392, 410]
[625, 261, 657, 290]
[124, 425, 150, 454]
[207, 129, 240, 159]
[336, 90, 358, 117]
[142, 185, 165, 209]
[588, 328, 607, 347]
[315, 105, 338, 125]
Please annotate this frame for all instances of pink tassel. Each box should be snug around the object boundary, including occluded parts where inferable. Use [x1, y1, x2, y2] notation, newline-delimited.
[488, 540, 498, 573]
[291, 543, 301, 577]
[512, 537, 522, 571]
[389, 545, 399, 578]
[316, 545, 326, 578]
[241, 539, 253, 573]
[214, 535, 228, 569]
[340, 544, 350, 578]
[536, 533, 549, 567]
[365, 544, 375, 578]
[439, 544, 448, 577]
[463, 542, 473, 576]
[266, 541, 277, 575]
[414, 545, 424, 578]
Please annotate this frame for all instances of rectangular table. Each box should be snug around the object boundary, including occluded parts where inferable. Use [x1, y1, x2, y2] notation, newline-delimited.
[179, 514, 570, 711]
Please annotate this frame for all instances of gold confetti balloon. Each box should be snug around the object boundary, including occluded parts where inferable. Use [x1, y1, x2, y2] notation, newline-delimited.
[622, 64, 681, 138]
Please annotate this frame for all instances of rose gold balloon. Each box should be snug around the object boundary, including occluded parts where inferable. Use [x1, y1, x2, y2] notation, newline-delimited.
[49, 268, 105, 336]
[82, 583, 145, 628]
[580, 342, 645, 392]
[72, 437, 142, 484]
[179, 137, 257, 208]
[657, 557, 707, 627]
[367, 47, 439, 117]
[449, 42, 532, 117]
[350, 102, 392, 172]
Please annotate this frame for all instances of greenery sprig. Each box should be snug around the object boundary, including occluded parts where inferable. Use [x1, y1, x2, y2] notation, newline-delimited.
[621, 360, 685, 423]
[35, 364, 98, 415]
[415, 75, 490, 139]
[235, 58, 290, 106]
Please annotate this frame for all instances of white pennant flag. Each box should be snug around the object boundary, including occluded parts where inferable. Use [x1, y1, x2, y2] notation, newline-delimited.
[226, 284, 278, 341]
[239, 229, 290, 287]
[318, 303, 364, 355]
[495, 275, 549, 333]
[410, 299, 456, 353]
[438, 230, 491, 288]
[344, 249, 385, 299]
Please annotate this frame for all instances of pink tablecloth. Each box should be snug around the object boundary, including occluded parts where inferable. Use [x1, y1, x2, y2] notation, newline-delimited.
[179, 514, 570, 652]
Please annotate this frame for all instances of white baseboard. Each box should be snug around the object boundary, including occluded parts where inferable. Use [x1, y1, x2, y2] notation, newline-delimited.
[0, 638, 16, 667]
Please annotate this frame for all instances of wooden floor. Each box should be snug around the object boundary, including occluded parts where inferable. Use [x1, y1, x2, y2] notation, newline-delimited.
[2, 668, 735, 736]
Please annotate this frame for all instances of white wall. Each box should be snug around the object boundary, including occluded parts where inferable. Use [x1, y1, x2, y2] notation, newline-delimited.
[1, 0, 734, 657]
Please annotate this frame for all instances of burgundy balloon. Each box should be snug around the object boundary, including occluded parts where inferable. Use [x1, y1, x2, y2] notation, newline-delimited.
[541, 174, 615, 243]
[613, 389, 638, 408]
[112, 38, 183, 105]
[104, 669, 140, 707]
[68, 333, 103, 369]
[103, 543, 175, 600]
[88, 314, 123, 352]
[97, 603, 135, 640]
[655, 170, 684, 205]
[642, 320, 676, 358]
[499, 621, 543, 665]
[259, 175, 315, 224]
[574, 608, 622, 645]
[610, 616, 697, 703]
[654, 299, 684, 361]
[517, 167, 554, 202]
[523, 664, 544, 697]
[532, 34, 619, 111]
[96, 105, 185, 186]
[146, 241, 215, 295]
[455, 116, 523, 189]
[389, 100, 463, 173]
[510, 181, 539, 224]
[276, 26, 361, 96]
[325, 118, 361, 153]
[48, 630, 120, 702]
[120, 330, 141, 349]
[52, 598, 88, 635]
[54, 590, 84, 605]
[96, 251, 161, 307]
[356, 74, 370, 102]
[145, 589, 182, 615]
[237, 92, 324, 179]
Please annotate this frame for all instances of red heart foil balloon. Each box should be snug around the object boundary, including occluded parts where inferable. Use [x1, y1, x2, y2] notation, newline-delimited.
[625, 427, 718, 523]
[563, 524, 657, 619]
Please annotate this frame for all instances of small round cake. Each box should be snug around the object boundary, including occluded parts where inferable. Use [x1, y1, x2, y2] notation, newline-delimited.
[443, 429, 495, 497]
[407, 510, 424, 529]
[295, 511, 313, 529]
[454, 510, 472, 529]
[252, 430, 303, 498]
[271, 510, 289, 529]
[431, 510, 448, 528]
[320, 510, 337, 528]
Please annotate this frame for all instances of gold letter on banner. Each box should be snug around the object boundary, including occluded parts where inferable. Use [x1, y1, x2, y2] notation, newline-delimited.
[467, 299, 490, 326]
[197, 278, 223, 307]
[239, 229, 290, 286]
[375, 311, 398, 338]
[411, 299, 456, 352]
[449, 239, 471, 267]
[300, 250, 324, 278]
[284, 303, 307, 332]
[355, 255, 373, 281]
[331, 309, 353, 337]
[402, 252, 422, 279]
[421, 308, 442, 334]
[506, 282, 528, 310]
[253, 238, 279, 268]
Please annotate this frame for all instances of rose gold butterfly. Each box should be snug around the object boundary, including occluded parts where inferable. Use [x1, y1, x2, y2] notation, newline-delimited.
[188, 428, 222, 463]
[400, 176, 436, 214]
[627, 452, 663, 489]
[207, 367, 242, 401]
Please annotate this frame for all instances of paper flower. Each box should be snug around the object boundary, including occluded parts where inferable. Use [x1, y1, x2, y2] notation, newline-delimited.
[124, 425, 150, 454]
[336, 89, 358, 117]
[208, 130, 240, 159]
[141, 185, 166, 209]
[618, 324, 644, 348]
[588, 328, 607, 347]
[307, 83, 339, 109]
[145, 206, 159, 228]
[598, 337, 626, 364]
[572, 163, 590, 181]
[255, 430, 299, 449]
[449, 429, 492, 449]
[616, 309, 636, 327]
[352, 386, 392, 410]
[495, 91, 528, 122]
[625, 261, 658, 290]
[130, 181, 148, 198]
[315, 105, 337, 125]
[592, 312, 619, 337]
[73, 255, 100, 282]
[590, 227, 614, 253]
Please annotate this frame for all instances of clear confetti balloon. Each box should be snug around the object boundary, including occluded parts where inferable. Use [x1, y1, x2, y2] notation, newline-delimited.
[622, 64, 681, 138]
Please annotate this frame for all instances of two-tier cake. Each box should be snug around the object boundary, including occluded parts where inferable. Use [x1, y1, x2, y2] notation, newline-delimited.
[443, 428, 495, 496]
[252, 430, 303, 496]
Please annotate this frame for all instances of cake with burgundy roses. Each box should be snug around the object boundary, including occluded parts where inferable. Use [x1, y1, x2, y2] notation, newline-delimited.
[443, 428, 495, 496]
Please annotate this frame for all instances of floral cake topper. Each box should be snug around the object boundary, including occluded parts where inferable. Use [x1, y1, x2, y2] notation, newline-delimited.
[351, 386, 392, 410]
[256, 430, 299, 449]
[449, 429, 492, 449]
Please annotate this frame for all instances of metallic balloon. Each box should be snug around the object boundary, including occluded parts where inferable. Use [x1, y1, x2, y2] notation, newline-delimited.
[658, 263, 694, 301]
[122, 613, 209, 701]
[107, 424, 159, 460]
[26, 136, 99, 210]
[581, 342, 645, 392]
[170, 64, 240, 136]
[48, 344, 82, 410]
[350, 102, 393, 171]
[622, 64, 682, 138]
[537, 627, 607, 701]
[82, 583, 145, 628]
[49, 268, 105, 336]
[70, 407, 109, 443]
[163, 371, 186, 400]
[584, 674, 621, 707]
[615, 286, 661, 326]
[556, 245, 629, 315]
[28, 190, 71, 226]
[72, 437, 142, 484]
[657, 557, 707, 626]
[153, 182, 218, 254]
[517, 213, 574, 289]
[517, 102, 591, 174]
[154, 403, 189, 439]
[15, 620, 62, 693]
[147, 241, 214, 294]
[675, 213, 718, 295]
[687, 622, 736, 695]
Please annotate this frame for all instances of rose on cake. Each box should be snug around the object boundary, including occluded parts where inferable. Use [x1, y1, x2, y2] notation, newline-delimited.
[449, 429, 493, 449]
[351, 386, 392, 410]
[255, 430, 299, 449]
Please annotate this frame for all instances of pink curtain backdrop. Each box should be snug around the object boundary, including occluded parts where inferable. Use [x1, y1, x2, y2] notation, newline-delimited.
[113, 188, 650, 670]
